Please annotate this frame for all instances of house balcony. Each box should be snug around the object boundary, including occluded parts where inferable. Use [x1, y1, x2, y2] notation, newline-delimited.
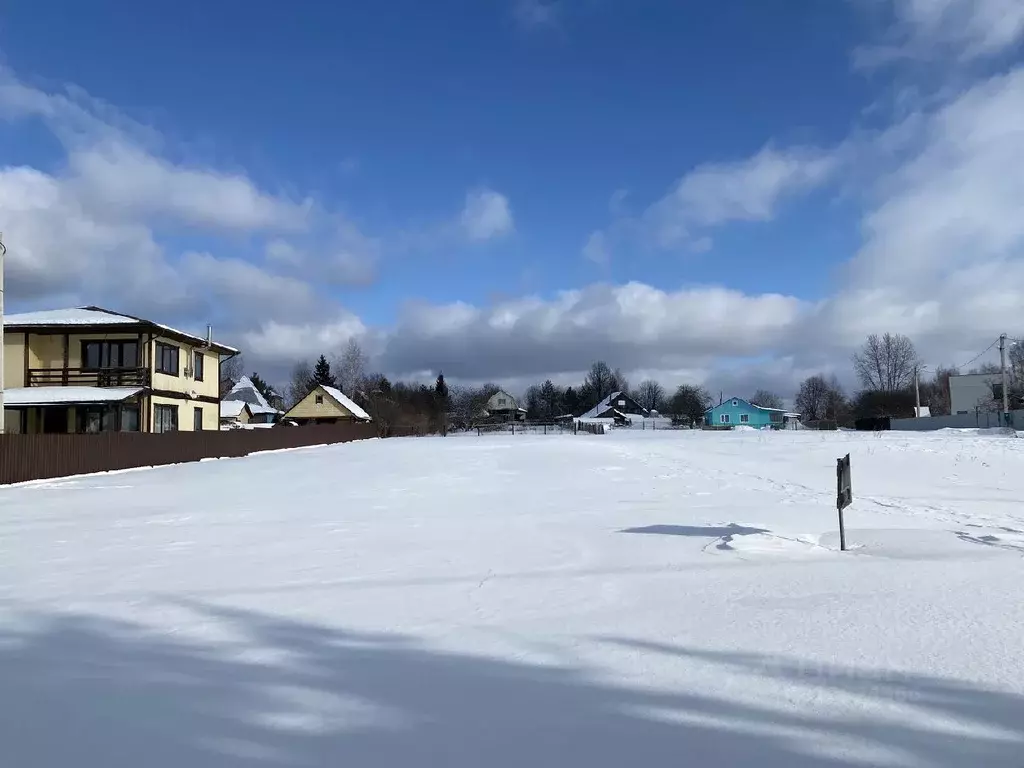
[27, 367, 152, 388]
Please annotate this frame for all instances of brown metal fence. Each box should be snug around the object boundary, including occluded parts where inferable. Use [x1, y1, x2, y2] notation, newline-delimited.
[0, 423, 380, 486]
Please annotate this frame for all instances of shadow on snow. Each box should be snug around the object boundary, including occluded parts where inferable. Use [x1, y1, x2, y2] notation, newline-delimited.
[1, 601, 1021, 766]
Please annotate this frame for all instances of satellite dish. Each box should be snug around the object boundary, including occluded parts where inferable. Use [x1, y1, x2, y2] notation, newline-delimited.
[187, 389, 198, 400]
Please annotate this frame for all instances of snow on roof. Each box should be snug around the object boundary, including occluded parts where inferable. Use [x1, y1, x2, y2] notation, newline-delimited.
[220, 401, 249, 419]
[4, 306, 239, 354]
[321, 385, 372, 421]
[224, 376, 275, 410]
[4, 308, 139, 326]
[579, 391, 648, 420]
[2, 386, 142, 407]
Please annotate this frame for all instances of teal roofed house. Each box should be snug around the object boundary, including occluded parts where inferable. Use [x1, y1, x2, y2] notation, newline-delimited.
[704, 397, 799, 430]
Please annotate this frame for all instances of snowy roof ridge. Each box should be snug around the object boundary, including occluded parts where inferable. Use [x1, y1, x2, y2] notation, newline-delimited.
[4, 305, 238, 354]
[322, 385, 372, 422]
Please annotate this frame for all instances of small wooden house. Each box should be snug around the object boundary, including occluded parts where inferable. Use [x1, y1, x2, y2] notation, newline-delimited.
[704, 397, 798, 429]
[579, 391, 649, 421]
[282, 384, 372, 425]
[481, 390, 527, 422]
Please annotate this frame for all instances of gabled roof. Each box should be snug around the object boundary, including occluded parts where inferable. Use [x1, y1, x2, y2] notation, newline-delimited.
[321, 385, 372, 421]
[579, 391, 648, 420]
[223, 375, 281, 414]
[4, 305, 238, 354]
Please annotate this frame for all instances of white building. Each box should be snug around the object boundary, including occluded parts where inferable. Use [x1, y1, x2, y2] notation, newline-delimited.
[949, 373, 1001, 415]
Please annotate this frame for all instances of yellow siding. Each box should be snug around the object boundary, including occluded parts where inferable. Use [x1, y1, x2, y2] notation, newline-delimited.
[285, 386, 359, 420]
[2, 333, 25, 388]
[150, 395, 218, 432]
[28, 334, 63, 369]
[150, 336, 220, 400]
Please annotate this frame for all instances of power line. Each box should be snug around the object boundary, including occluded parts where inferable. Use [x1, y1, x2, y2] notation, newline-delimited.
[954, 338, 1000, 371]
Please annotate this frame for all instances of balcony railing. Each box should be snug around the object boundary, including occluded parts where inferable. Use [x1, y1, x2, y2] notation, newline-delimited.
[28, 367, 152, 388]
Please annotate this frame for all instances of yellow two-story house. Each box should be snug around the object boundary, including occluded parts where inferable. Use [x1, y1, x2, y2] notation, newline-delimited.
[2, 306, 238, 434]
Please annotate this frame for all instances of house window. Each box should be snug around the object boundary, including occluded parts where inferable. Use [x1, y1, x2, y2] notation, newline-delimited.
[194, 407, 203, 431]
[732, 400, 738, 406]
[193, 352, 205, 381]
[156, 343, 179, 376]
[498, 397, 506, 406]
[721, 414, 730, 424]
[154, 404, 178, 433]
[770, 412, 783, 423]
[82, 340, 139, 369]
[315, 394, 324, 404]
[121, 406, 140, 432]
[78, 406, 118, 433]
[618, 399, 626, 406]
[740, 414, 749, 423]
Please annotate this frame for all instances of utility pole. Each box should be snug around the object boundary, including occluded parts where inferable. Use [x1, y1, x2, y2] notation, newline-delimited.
[914, 365, 921, 417]
[1000, 333, 1010, 426]
[0, 232, 6, 435]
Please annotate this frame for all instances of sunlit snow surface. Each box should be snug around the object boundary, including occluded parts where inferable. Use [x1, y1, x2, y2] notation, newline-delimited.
[2, 429, 1022, 766]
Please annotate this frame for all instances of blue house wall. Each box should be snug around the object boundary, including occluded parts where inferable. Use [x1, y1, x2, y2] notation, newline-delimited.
[705, 397, 783, 428]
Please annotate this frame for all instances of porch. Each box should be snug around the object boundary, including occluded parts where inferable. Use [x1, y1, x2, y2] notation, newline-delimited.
[2, 387, 144, 434]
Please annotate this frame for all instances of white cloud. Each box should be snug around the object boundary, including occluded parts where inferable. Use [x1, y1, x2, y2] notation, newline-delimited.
[459, 188, 515, 241]
[66, 143, 311, 232]
[854, 0, 1024, 65]
[643, 145, 838, 248]
[582, 231, 610, 265]
[513, 0, 560, 28]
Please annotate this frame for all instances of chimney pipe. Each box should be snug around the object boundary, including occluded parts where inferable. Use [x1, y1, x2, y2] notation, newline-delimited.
[206, 324, 212, 347]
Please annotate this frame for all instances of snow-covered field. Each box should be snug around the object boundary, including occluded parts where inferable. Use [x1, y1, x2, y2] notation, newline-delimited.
[2, 429, 1023, 767]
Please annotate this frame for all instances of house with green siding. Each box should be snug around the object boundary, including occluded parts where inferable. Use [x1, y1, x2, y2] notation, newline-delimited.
[704, 397, 799, 429]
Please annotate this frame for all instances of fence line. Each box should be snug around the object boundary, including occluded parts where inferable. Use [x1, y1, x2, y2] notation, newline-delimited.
[0, 423, 379, 486]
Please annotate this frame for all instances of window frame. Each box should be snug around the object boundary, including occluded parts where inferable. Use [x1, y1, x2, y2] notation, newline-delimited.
[156, 343, 180, 376]
[81, 340, 139, 370]
[740, 414, 749, 423]
[193, 351, 205, 382]
[154, 404, 179, 433]
[194, 406, 203, 431]
[721, 414, 730, 424]
[315, 394, 324, 405]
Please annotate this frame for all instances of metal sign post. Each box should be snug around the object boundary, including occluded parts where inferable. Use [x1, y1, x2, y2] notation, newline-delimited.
[836, 453, 852, 551]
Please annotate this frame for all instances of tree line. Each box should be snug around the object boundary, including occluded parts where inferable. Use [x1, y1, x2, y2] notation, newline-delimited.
[221, 331, 1021, 432]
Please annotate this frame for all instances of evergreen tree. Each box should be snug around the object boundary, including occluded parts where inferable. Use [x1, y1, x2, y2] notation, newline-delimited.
[434, 372, 450, 404]
[539, 380, 561, 419]
[249, 372, 284, 410]
[313, 354, 337, 387]
[562, 386, 580, 416]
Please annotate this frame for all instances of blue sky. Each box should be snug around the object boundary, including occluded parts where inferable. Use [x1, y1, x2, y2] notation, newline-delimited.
[2, 1, 1024, 394]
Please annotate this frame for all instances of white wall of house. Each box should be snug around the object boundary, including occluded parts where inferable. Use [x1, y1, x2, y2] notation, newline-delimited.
[949, 373, 1001, 414]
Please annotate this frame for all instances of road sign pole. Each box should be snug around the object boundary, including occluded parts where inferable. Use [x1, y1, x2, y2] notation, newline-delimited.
[836, 453, 852, 552]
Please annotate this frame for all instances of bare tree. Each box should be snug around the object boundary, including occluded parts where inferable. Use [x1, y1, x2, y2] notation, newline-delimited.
[219, 354, 244, 396]
[585, 361, 617, 402]
[612, 367, 629, 396]
[795, 375, 845, 422]
[286, 360, 314, 408]
[670, 385, 712, 426]
[852, 333, 919, 392]
[336, 338, 368, 394]
[750, 389, 784, 410]
[635, 379, 666, 412]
